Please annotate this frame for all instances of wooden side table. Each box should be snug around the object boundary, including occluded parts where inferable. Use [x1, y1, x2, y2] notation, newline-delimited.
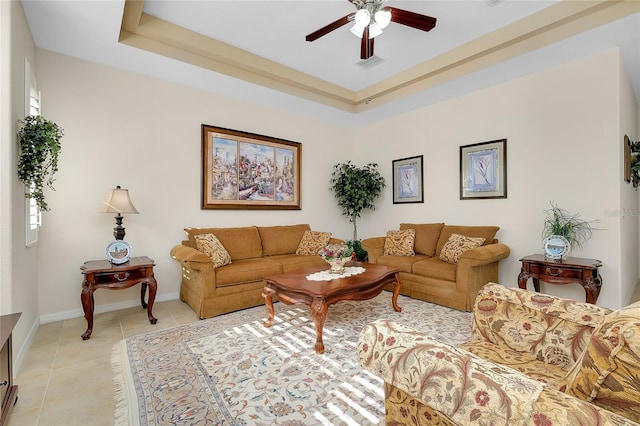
[0, 313, 20, 426]
[80, 256, 158, 340]
[518, 254, 603, 304]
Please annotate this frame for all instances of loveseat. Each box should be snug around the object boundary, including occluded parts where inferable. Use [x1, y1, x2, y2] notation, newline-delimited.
[170, 224, 341, 319]
[358, 283, 640, 425]
[361, 223, 510, 311]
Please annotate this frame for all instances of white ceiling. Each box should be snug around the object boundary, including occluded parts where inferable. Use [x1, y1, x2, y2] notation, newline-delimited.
[21, 1, 640, 127]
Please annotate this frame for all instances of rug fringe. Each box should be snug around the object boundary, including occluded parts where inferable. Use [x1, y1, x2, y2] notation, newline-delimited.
[112, 339, 140, 426]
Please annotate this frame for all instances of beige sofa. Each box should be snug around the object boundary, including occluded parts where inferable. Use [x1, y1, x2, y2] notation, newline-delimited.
[358, 283, 640, 425]
[361, 223, 510, 311]
[170, 224, 341, 319]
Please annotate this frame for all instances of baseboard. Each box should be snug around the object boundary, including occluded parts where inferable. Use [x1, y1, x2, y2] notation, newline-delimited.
[13, 316, 39, 376]
[39, 291, 180, 324]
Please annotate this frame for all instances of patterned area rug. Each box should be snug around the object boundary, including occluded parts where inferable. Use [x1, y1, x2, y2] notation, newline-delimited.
[112, 292, 472, 425]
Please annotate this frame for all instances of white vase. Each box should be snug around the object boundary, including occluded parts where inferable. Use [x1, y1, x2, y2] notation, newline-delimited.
[326, 257, 351, 274]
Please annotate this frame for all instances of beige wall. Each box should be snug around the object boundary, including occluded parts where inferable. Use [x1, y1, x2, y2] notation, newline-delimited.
[35, 50, 354, 321]
[1, 0, 40, 370]
[353, 48, 639, 309]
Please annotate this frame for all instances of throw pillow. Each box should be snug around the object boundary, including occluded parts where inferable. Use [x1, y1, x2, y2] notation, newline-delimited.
[295, 230, 332, 255]
[439, 233, 485, 264]
[383, 229, 416, 256]
[562, 301, 640, 422]
[194, 233, 232, 268]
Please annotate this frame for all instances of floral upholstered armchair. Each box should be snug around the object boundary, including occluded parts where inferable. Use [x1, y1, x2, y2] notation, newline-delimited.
[357, 283, 640, 425]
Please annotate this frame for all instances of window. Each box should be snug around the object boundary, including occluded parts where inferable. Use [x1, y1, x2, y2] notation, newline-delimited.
[24, 58, 41, 247]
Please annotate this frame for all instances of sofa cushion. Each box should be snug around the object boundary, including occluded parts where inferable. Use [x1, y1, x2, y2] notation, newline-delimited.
[435, 225, 499, 256]
[412, 257, 456, 282]
[400, 223, 444, 256]
[439, 233, 485, 264]
[258, 224, 310, 256]
[214, 258, 283, 287]
[295, 230, 331, 255]
[194, 233, 232, 268]
[270, 254, 329, 272]
[384, 229, 415, 256]
[377, 254, 429, 273]
[563, 301, 640, 422]
[186, 226, 263, 260]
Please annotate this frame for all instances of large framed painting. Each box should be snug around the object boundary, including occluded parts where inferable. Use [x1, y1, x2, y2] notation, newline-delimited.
[460, 139, 507, 200]
[201, 125, 301, 209]
[392, 155, 424, 204]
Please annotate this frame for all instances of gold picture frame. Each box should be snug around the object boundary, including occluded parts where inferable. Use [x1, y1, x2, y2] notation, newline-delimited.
[201, 125, 301, 210]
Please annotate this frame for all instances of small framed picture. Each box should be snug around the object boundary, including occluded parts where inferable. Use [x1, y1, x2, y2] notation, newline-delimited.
[624, 134, 631, 183]
[460, 139, 507, 200]
[392, 155, 424, 204]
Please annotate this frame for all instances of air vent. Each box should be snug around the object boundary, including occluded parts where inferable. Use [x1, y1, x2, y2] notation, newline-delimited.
[356, 55, 384, 70]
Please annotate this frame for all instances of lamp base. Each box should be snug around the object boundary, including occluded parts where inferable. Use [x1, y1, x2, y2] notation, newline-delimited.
[113, 214, 126, 240]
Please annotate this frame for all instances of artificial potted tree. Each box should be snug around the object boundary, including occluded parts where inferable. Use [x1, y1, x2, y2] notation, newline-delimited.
[330, 161, 385, 261]
[541, 202, 593, 259]
[17, 115, 64, 211]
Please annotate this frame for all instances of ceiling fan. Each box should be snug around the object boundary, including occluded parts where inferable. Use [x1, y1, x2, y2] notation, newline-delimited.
[305, 0, 437, 60]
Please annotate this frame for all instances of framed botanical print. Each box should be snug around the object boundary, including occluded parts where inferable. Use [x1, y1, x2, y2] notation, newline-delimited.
[392, 155, 424, 204]
[460, 139, 507, 200]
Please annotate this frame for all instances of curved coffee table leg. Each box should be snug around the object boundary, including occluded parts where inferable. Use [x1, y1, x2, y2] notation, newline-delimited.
[311, 296, 328, 354]
[262, 286, 275, 327]
[392, 273, 402, 312]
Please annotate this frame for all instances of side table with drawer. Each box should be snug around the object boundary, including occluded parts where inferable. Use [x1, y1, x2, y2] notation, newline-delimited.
[80, 256, 158, 340]
[518, 254, 603, 304]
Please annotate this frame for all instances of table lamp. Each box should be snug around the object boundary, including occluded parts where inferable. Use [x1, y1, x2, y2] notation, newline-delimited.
[96, 185, 139, 240]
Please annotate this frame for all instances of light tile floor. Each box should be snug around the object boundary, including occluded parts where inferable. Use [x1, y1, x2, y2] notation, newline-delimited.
[8, 299, 199, 426]
[8, 285, 640, 425]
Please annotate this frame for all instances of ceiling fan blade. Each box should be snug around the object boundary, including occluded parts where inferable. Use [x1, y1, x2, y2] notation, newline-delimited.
[387, 7, 437, 32]
[306, 14, 354, 42]
[360, 27, 374, 60]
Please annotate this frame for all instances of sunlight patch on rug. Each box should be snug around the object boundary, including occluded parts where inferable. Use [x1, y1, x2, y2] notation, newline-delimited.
[113, 292, 472, 425]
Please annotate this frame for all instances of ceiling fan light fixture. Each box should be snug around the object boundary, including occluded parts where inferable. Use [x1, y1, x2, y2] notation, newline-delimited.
[354, 9, 371, 27]
[374, 9, 391, 29]
[350, 23, 365, 38]
[369, 22, 383, 38]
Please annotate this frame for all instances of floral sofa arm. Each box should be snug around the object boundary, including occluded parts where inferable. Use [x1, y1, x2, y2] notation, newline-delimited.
[361, 237, 385, 263]
[357, 319, 545, 425]
[467, 283, 611, 364]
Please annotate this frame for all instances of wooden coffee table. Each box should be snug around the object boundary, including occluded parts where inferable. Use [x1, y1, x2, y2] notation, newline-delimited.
[262, 262, 402, 354]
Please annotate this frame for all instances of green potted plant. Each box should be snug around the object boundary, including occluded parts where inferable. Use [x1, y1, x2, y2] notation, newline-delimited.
[542, 202, 593, 258]
[330, 161, 385, 261]
[17, 115, 64, 211]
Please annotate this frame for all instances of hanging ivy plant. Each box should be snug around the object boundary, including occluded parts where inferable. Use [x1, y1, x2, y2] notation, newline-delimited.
[17, 115, 63, 211]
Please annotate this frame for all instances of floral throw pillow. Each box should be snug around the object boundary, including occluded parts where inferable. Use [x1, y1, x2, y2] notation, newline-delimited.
[562, 301, 640, 422]
[194, 233, 232, 268]
[439, 233, 485, 264]
[295, 230, 332, 255]
[383, 229, 416, 256]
